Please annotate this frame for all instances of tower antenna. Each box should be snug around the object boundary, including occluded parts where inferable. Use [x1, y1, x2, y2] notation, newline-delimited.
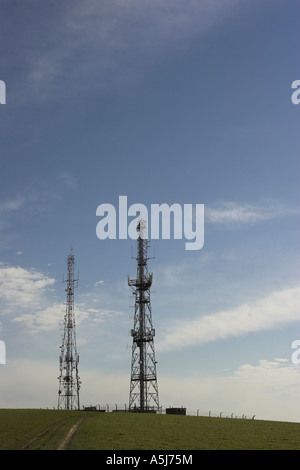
[57, 248, 81, 410]
[128, 220, 159, 412]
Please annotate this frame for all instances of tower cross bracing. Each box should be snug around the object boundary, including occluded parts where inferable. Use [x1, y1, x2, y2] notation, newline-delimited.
[128, 220, 159, 412]
[57, 248, 81, 410]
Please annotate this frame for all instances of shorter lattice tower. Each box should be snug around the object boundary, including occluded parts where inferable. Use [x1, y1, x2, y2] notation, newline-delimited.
[128, 220, 159, 412]
[57, 248, 81, 410]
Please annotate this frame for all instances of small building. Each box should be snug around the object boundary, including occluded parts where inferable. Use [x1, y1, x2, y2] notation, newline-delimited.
[166, 407, 186, 415]
[83, 406, 104, 412]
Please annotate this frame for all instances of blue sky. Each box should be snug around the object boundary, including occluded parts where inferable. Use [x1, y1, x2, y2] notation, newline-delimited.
[0, 0, 299, 422]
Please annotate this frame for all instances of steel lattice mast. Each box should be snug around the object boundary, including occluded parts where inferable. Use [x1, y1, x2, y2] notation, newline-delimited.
[57, 248, 81, 410]
[128, 220, 159, 412]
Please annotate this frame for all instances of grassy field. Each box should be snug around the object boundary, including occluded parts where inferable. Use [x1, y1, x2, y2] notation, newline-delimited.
[0, 409, 299, 450]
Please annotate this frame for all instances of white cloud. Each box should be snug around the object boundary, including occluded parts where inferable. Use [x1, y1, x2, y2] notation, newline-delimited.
[0, 264, 56, 314]
[1, 357, 299, 422]
[157, 286, 300, 352]
[10, 300, 123, 334]
[206, 201, 299, 226]
[12, 303, 65, 333]
[159, 358, 300, 422]
[0, 259, 124, 335]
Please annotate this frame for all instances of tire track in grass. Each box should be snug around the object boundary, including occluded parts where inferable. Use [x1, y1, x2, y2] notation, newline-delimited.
[57, 418, 85, 450]
[19, 418, 69, 450]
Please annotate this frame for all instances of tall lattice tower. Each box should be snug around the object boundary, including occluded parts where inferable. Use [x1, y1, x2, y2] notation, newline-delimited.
[57, 248, 81, 410]
[128, 220, 159, 412]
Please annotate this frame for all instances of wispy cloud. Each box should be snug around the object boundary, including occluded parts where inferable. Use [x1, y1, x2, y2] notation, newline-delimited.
[0, 197, 24, 215]
[206, 201, 299, 226]
[0, 0, 247, 102]
[157, 286, 300, 352]
[11, 301, 122, 334]
[0, 172, 77, 236]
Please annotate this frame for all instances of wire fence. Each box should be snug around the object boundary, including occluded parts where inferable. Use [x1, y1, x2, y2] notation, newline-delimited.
[82, 403, 256, 420]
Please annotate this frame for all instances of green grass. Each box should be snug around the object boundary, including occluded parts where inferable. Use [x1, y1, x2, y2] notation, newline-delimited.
[0, 409, 300, 450]
[0, 409, 85, 450]
[69, 412, 300, 450]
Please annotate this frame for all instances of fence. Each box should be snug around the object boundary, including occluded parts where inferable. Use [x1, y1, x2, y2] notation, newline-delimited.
[83, 403, 255, 420]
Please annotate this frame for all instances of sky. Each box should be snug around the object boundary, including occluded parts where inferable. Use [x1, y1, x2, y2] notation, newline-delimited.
[0, 0, 299, 423]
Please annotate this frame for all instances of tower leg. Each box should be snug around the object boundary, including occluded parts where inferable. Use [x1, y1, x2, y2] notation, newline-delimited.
[128, 220, 159, 412]
[57, 248, 81, 410]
